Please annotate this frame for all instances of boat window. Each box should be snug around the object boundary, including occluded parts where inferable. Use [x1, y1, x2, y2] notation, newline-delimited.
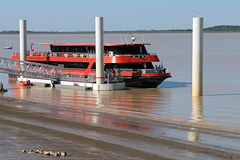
[50, 45, 96, 53]
[146, 62, 154, 69]
[66, 47, 69, 52]
[105, 45, 148, 55]
[42, 61, 89, 69]
[50, 45, 147, 55]
[104, 62, 153, 69]
[75, 47, 78, 51]
[91, 63, 96, 69]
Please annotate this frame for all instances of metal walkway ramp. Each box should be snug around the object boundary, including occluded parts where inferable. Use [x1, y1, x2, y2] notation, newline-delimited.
[0, 57, 62, 81]
[0, 57, 123, 83]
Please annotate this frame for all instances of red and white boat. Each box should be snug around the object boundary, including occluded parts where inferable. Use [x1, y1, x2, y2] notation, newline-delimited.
[11, 42, 171, 88]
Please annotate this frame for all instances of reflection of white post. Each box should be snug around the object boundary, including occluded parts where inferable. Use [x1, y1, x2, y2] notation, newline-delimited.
[95, 17, 104, 84]
[192, 17, 203, 96]
[188, 96, 203, 142]
[20, 19, 27, 61]
[192, 96, 203, 122]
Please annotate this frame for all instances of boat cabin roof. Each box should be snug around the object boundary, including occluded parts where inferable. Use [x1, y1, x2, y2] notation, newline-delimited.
[42, 43, 150, 47]
[40, 43, 150, 55]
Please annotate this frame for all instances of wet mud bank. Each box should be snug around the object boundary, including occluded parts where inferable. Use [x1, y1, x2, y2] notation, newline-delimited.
[0, 96, 240, 160]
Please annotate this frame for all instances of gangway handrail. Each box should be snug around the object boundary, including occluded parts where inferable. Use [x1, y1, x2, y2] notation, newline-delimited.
[0, 57, 63, 81]
[0, 57, 124, 84]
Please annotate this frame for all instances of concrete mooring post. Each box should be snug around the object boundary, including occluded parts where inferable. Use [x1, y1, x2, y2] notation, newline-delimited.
[19, 19, 27, 78]
[192, 17, 203, 96]
[19, 19, 27, 61]
[95, 17, 104, 84]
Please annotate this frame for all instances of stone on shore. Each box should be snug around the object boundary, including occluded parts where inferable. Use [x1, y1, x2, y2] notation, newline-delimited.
[28, 149, 34, 154]
[20, 148, 69, 157]
[21, 150, 26, 153]
[60, 151, 67, 157]
[43, 151, 50, 156]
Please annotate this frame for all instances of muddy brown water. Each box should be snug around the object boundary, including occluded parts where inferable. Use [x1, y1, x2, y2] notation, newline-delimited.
[0, 33, 240, 159]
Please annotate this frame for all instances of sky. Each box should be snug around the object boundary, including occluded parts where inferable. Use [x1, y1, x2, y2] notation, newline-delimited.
[0, 0, 239, 31]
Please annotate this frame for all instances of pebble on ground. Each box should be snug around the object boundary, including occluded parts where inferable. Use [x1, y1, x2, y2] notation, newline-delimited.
[20, 149, 69, 157]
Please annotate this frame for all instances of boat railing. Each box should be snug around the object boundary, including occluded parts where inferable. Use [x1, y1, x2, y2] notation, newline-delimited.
[12, 51, 46, 57]
[120, 68, 166, 73]
[105, 69, 123, 83]
[59, 70, 123, 83]
[165, 68, 171, 74]
[33, 52, 95, 57]
[60, 72, 95, 83]
[148, 53, 157, 55]
[12, 51, 157, 58]
[12, 50, 31, 56]
[48, 53, 153, 57]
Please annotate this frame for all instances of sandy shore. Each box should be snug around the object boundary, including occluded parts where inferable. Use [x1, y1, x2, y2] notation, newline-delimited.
[0, 96, 240, 160]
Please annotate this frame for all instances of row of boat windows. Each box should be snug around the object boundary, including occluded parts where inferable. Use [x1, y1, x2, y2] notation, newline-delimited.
[50, 45, 148, 55]
[104, 63, 154, 70]
[38, 61, 154, 69]
[41, 61, 89, 68]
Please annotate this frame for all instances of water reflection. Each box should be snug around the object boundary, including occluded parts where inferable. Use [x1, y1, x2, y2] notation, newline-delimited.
[158, 81, 191, 88]
[188, 96, 203, 142]
[205, 93, 240, 97]
[7, 80, 171, 131]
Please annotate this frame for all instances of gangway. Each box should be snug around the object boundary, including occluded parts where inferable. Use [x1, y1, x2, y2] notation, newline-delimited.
[0, 57, 123, 83]
[0, 57, 62, 81]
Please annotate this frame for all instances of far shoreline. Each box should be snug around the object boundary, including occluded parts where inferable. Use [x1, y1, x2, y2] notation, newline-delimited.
[1, 31, 240, 34]
[2, 25, 240, 34]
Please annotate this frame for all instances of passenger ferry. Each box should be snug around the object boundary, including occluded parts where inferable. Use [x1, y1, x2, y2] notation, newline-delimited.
[11, 41, 171, 88]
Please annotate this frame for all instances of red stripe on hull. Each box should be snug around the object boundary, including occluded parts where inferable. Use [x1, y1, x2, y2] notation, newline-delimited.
[12, 55, 159, 63]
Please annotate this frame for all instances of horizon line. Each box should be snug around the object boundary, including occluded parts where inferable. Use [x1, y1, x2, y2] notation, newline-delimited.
[1, 25, 240, 33]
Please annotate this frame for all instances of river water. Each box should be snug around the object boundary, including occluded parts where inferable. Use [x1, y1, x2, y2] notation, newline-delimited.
[0, 33, 240, 159]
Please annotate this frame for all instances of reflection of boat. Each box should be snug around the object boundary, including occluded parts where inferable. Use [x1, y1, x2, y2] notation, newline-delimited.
[11, 40, 171, 88]
[18, 80, 33, 86]
[4, 46, 13, 49]
[8, 80, 151, 131]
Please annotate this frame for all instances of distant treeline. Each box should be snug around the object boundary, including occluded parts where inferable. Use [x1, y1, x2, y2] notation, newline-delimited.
[204, 25, 240, 32]
[1, 25, 240, 34]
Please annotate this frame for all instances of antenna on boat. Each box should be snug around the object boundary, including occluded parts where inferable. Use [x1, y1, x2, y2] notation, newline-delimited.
[130, 34, 136, 44]
[120, 35, 124, 44]
[196, 12, 200, 17]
